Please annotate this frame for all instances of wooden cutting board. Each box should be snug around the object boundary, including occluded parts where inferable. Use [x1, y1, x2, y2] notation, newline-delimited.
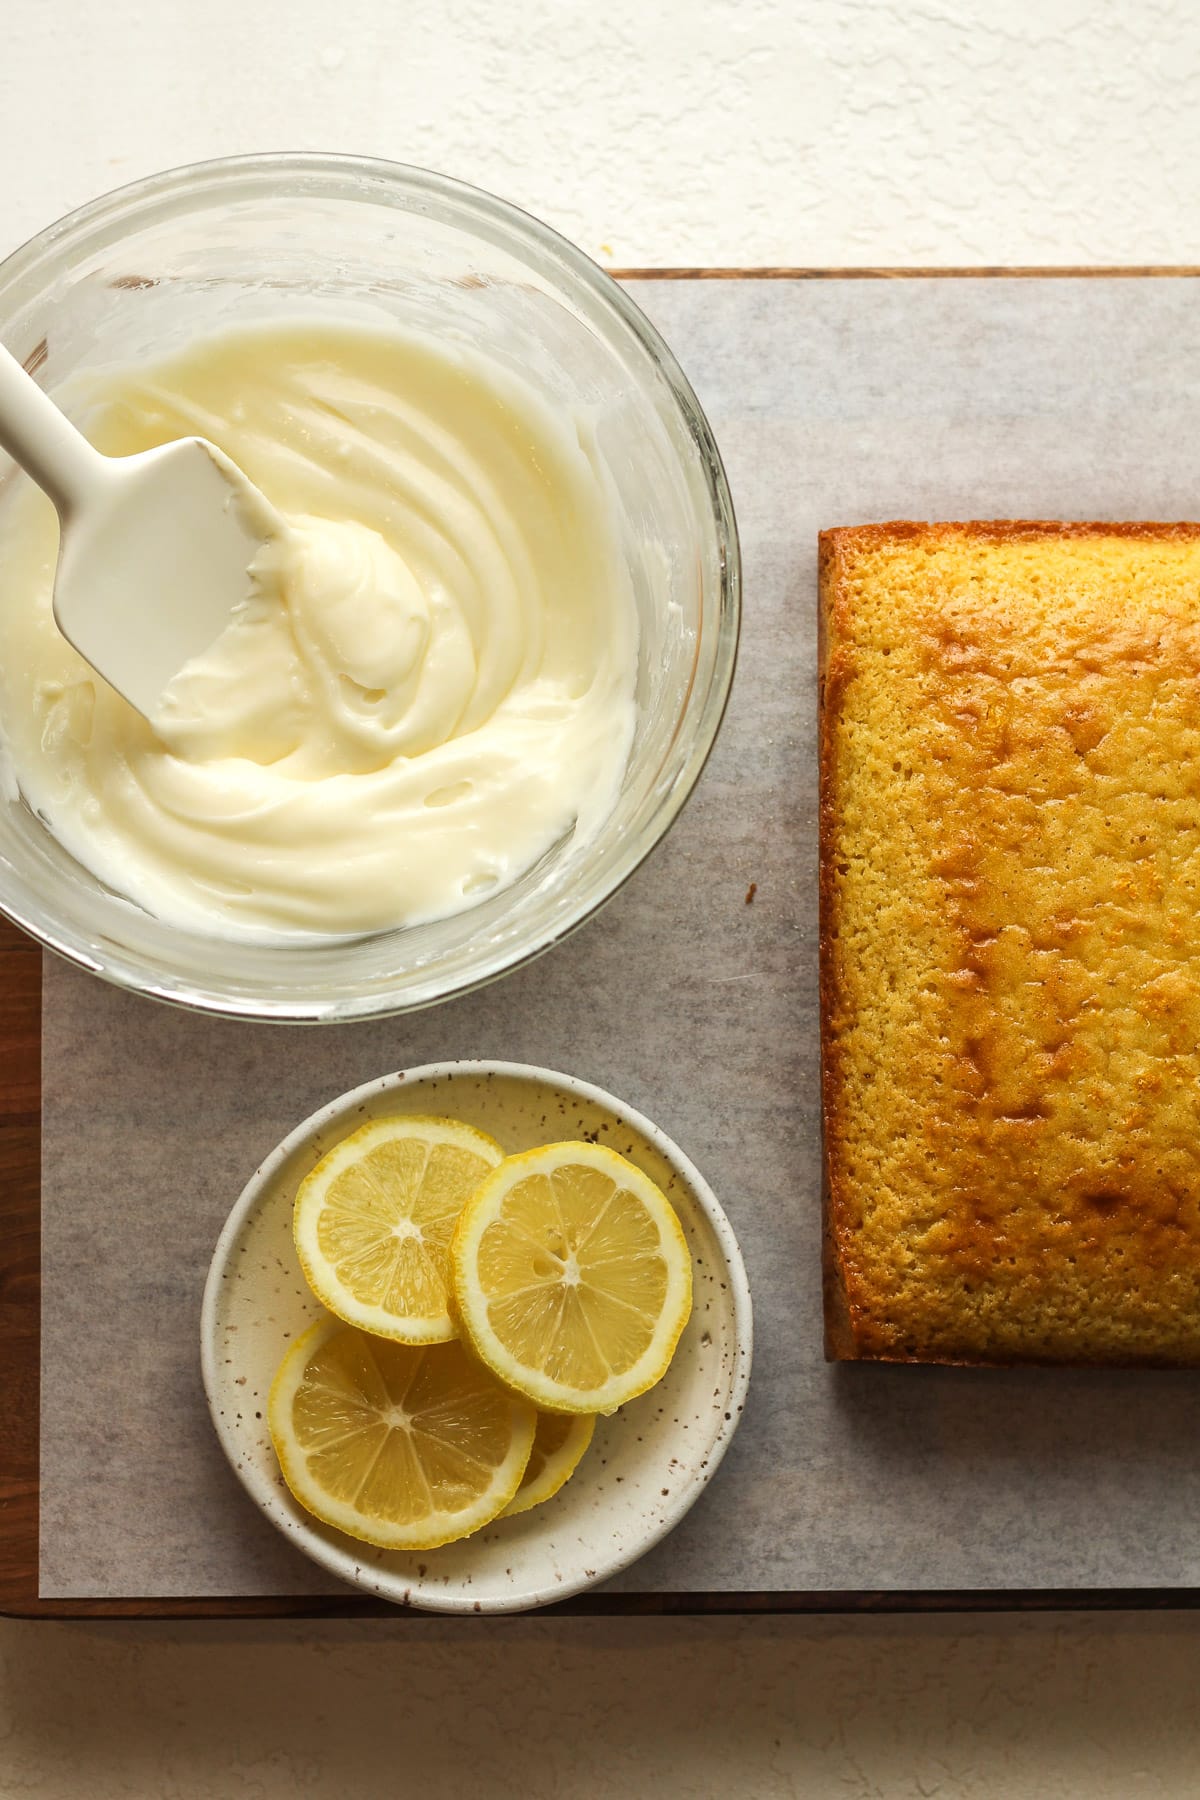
[9, 268, 1200, 1618]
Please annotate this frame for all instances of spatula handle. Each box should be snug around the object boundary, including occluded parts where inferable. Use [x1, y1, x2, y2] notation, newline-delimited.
[0, 341, 106, 516]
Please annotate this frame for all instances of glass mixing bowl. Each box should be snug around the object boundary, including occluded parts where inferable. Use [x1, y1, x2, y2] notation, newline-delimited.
[0, 155, 739, 1021]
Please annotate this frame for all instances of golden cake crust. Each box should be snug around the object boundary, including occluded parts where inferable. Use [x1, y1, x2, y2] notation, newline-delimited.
[820, 520, 1200, 1365]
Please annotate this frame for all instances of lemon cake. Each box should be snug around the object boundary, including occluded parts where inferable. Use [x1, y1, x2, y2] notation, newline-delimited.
[820, 520, 1200, 1364]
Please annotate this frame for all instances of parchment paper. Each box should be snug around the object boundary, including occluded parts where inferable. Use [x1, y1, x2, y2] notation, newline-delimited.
[40, 276, 1200, 1599]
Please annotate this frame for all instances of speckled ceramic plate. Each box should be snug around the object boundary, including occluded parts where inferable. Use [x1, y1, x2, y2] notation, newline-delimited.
[200, 1061, 753, 1614]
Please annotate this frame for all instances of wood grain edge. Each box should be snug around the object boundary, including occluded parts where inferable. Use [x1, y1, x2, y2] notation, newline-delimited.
[12, 1589, 1200, 1619]
[609, 266, 1200, 280]
[0, 919, 40, 1614]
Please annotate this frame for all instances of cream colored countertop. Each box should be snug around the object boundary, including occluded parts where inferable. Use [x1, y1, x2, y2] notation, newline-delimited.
[4, 1615, 1200, 1797]
[5, 1, 1200, 1794]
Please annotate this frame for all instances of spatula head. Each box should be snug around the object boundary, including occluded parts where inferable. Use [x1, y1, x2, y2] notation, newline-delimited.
[52, 437, 276, 720]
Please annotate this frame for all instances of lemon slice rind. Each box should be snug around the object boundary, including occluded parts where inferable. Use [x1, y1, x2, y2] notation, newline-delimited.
[501, 1411, 596, 1518]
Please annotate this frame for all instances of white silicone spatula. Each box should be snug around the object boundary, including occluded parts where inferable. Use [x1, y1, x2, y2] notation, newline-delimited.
[0, 341, 279, 719]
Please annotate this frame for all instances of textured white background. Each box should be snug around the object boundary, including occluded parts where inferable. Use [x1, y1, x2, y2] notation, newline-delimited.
[3, 0, 1198, 269]
[6, 0, 1200, 1795]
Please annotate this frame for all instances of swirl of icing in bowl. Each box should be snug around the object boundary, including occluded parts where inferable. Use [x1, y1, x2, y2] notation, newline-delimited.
[0, 322, 639, 939]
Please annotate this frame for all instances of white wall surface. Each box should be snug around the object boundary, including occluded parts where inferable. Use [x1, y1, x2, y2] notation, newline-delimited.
[3, 0, 1196, 269]
[5, 3, 1200, 1797]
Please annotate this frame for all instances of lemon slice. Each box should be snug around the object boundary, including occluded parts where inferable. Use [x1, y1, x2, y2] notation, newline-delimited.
[294, 1115, 503, 1343]
[451, 1141, 693, 1415]
[501, 1412, 596, 1518]
[269, 1315, 536, 1550]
